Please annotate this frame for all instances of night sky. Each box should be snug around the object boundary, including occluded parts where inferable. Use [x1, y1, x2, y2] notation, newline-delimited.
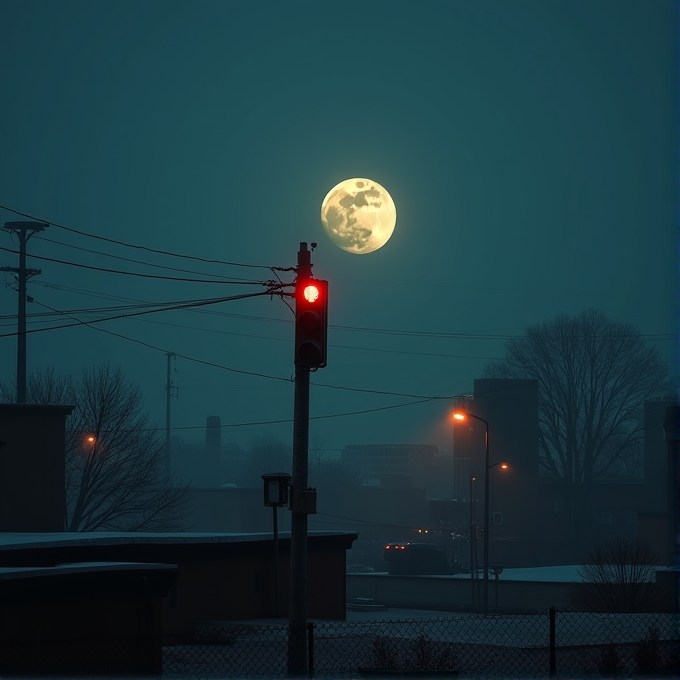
[0, 0, 677, 459]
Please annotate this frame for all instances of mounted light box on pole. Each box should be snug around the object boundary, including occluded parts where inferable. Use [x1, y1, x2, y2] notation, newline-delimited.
[294, 278, 328, 369]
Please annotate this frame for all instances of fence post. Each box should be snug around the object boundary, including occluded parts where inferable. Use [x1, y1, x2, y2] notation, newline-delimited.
[549, 607, 556, 677]
[307, 622, 314, 676]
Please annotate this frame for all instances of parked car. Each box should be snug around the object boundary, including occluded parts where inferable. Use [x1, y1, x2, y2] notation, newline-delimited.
[383, 542, 450, 575]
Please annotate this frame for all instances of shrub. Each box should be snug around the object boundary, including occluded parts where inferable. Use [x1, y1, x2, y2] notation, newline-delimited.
[596, 643, 624, 677]
[569, 539, 662, 612]
[634, 625, 662, 675]
[369, 634, 457, 671]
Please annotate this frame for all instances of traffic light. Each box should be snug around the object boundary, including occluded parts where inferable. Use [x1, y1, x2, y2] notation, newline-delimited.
[294, 278, 328, 368]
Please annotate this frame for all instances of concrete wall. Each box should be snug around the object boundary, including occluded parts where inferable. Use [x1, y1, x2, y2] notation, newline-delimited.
[346, 572, 672, 613]
[347, 572, 574, 612]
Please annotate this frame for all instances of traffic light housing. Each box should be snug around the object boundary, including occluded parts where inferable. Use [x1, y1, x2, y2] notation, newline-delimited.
[294, 278, 328, 368]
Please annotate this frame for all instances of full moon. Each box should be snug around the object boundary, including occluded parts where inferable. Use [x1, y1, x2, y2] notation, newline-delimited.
[320, 178, 396, 254]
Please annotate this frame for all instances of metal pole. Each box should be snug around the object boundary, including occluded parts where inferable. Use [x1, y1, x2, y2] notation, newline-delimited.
[16, 230, 27, 403]
[288, 364, 310, 674]
[165, 352, 174, 476]
[273, 505, 280, 617]
[307, 622, 314, 675]
[469, 475, 476, 607]
[549, 607, 556, 677]
[288, 243, 312, 676]
[483, 424, 490, 616]
[1, 221, 44, 403]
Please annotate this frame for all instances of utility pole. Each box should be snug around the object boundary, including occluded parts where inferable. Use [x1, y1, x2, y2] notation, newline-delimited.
[288, 243, 312, 676]
[287, 242, 330, 676]
[165, 352, 177, 476]
[1, 221, 46, 403]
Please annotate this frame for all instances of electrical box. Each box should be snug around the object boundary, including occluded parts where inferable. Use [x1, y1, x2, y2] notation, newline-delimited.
[290, 488, 317, 514]
[261, 472, 291, 507]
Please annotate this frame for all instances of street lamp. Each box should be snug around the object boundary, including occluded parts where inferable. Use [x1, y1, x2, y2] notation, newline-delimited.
[469, 475, 477, 607]
[453, 410, 491, 614]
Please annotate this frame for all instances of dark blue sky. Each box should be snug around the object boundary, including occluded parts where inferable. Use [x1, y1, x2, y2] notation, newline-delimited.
[0, 0, 677, 456]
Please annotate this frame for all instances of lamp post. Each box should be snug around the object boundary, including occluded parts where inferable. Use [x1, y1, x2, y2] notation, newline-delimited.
[469, 475, 476, 606]
[453, 411, 490, 615]
[262, 473, 291, 618]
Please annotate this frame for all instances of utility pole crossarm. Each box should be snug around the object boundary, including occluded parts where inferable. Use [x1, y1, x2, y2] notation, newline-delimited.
[2, 221, 48, 403]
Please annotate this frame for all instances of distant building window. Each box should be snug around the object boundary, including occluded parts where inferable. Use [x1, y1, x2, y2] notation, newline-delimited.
[493, 511, 503, 525]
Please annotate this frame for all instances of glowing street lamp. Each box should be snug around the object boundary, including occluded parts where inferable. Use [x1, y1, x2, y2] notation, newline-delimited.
[452, 409, 492, 615]
[84, 435, 97, 457]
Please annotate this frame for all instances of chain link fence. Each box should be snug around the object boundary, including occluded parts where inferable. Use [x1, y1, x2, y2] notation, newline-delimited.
[162, 609, 679, 678]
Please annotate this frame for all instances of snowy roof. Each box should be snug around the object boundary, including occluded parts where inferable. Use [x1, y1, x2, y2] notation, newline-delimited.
[0, 530, 353, 551]
[361, 564, 668, 583]
[0, 561, 177, 579]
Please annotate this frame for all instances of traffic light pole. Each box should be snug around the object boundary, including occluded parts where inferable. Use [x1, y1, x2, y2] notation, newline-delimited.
[288, 243, 312, 676]
[288, 363, 310, 675]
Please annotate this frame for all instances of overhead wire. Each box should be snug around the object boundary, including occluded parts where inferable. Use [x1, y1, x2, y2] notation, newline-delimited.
[30, 298, 294, 383]
[0, 245, 269, 284]
[33, 235, 258, 282]
[27, 298, 461, 402]
[0, 291, 279, 339]
[0, 203, 277, 270]
[30, 298, 443, 420]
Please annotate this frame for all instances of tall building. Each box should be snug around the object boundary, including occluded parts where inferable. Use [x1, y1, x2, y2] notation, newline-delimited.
[465, 379, 540, 549]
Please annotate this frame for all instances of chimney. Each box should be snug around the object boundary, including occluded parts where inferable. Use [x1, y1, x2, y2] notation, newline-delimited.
[206, 416, 221, 461]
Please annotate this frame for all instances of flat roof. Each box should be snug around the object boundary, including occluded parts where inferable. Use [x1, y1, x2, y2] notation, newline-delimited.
[0, 561, 178, 579]
[0, 530, 355, 551]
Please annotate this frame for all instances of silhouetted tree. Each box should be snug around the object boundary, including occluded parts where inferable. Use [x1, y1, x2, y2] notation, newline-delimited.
[2, 365, 191, 531]
[569, 539, 662, 612]
[310, 459, 361, 513]
[238, 434, 292, 487]
[484, 309, 668, 483]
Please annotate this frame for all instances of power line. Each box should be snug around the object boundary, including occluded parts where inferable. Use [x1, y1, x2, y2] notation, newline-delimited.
[31, 299, 293, 383]
[0, 245, 269, 284]
[0, 291, 277, 339]
[15, 279, 676, 342]
[66, 398, 439, 433]
[29, 299, 466, 401]
[0, 203, 276, 270]
[33, 235, 258, 281]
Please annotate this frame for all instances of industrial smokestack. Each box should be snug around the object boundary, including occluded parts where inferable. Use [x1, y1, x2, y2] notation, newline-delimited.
[206, 416, 221, 460]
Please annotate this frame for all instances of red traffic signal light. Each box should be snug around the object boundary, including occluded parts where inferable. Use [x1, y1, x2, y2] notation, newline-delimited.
[295, 278, 328, 368]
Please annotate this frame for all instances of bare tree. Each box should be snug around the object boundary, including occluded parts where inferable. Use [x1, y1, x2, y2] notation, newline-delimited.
[310, 459, 361, 512]
[309, 434, 327, 472]
[238, 434, 292, 487]
[569, 539, 662, 612]
[4, 365, 191, 531]
[484, 309, 668, 483]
